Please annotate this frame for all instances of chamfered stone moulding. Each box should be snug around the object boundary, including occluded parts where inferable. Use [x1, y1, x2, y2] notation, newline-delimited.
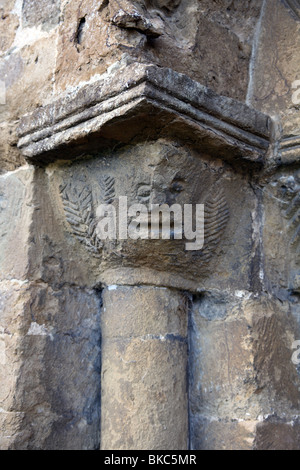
[17, 62, 272, 165]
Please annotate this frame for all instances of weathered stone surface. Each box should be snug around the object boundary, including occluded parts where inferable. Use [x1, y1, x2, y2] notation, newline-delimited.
[0, 281, 101, 450]
[0, 167, 34, 280]
[0, 168, 101, 449]
[1, 166, 92, 287]
[0, 122, 26, 174]
[17, 286, 101, 451]
[262, 168, 300, 298]
[22, 0, 61, 30]
[255, 417, 300, 450]
[0, 1, 19, 54]
[0, 0, 61, 172]
[102, 285, 187, 339]
[24, 167, 95, 288]
[190, 295, 300, 449]
[249, 0, 300, 138]
[190, 294, 258, 421]
[1, 36, 57, 121]
[192, 417, 258, 451]
[54, 0, 258, 101]
[197, 0, 263, 43]
[0, 33, 58, 172]
[194, 415, 300, 451]
[0, 411, 25, 450]
[101, 286, 189, 450]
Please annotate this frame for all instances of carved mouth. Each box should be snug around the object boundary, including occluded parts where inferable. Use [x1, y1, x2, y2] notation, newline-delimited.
[127, 213, 183, 239]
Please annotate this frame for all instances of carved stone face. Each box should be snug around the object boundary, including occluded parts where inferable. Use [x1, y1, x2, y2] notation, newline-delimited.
[57, 141, 231, 289]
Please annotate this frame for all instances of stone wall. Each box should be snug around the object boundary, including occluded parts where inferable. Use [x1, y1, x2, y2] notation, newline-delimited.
[0, 0, 264, 173]
[0, 0, 299, 450]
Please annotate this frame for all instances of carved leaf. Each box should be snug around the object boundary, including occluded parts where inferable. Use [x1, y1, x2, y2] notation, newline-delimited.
[60, 184, 103, 257]
[201, 186, 230, 261]
[100, 175, 115, 204]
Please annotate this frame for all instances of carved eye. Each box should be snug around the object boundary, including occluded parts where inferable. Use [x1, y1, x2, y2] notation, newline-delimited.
[170, 175, 185, 194]
[137, 185, 151, 202]
[170, 182, 184, 193]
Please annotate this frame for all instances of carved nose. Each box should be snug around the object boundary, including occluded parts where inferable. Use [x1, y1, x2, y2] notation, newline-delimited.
[150, 190, 167, 205]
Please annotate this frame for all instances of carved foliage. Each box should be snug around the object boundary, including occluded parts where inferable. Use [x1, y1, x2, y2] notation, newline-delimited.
[205, 186, 230, 248]
[60, 184, 102, 257]
[201, 185, 230, 263]
[60, 174, 229, 263]
[100, 175, 116, 205]
[60, 175, 116, 256]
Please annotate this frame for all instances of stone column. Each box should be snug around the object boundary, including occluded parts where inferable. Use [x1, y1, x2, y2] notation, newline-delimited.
[100, 285, 189, 450]
[16, 61, 271, 450]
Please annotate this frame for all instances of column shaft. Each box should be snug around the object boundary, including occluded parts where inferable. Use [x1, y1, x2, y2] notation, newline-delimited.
[100, 286, 189, 450]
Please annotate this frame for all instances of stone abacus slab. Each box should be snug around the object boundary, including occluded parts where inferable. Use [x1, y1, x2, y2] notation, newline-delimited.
[17, 62, 272, 165]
